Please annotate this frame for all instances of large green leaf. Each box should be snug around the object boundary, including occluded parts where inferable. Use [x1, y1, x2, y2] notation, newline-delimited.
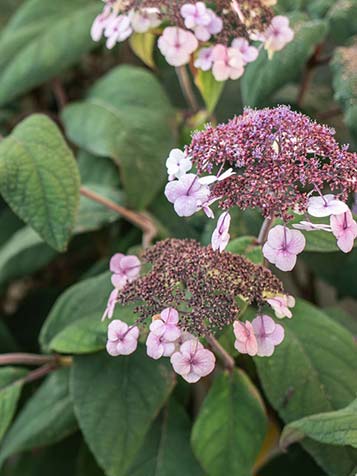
[281, 398, 357, 449]
[323, 307, 357, 338]
[70, 349, 175, 476]
[327, 0, 357, 44]
[0, 0, 100, 105]
[255, 299, 357, 476]
[331, 41, 357, 147]
[126, 399, 203, 476]
[0, 368, 77, 465]
[191, 369, 267, 476]
[62, 65, 177, 209]
[241, 16, 328, 106]
[0, 227, 56, 288]
[0, 368, 27, 443]
[0, 115, 80, 251]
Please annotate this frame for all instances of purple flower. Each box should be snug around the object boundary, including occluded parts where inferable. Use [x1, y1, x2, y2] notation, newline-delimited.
[263, 225, 306, 271]
[263, 16, 294, 56]
[266, 294, 295, 319]
[165, 173, 210, 217]
[231, 37, 258, 64]
[170, 339, 216, 383]
[233, 320, 258, 356]
[180, 2, 211, 29]
[110, 253, 141, 289]
[166, 148, 192, 180]
[194, 47, 214, 71]
[211, 211, 231, 252]
[146, 332, 176, 360]
[251, 315, 284, 357]
[149, 308, 181, 341]
[106, 320, 139, 356]
[330, 210, 357, 253]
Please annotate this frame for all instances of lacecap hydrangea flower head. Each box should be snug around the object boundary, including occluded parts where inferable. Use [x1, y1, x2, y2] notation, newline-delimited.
[91, 0, 294, 80]
[164, 106, 357, 272]
[102, 239, 294, 383]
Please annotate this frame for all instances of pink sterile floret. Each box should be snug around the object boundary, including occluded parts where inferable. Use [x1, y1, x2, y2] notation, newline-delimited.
[263, 225, 306, 272]
[233, 320, 258, 356]
[251, 314, 284, 357]
[106, 319, 139, 356]
[330, 210, 357, 253]
[170, 339, 216, 383]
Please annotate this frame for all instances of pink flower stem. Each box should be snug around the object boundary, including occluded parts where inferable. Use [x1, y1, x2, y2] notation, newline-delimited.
[257, 217, 273, 245]
[176, 65, 199, 113]
[205, 333, 235, 371]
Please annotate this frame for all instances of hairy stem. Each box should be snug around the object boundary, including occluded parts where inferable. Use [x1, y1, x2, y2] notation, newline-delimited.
[80, 186, 157, 248]
[176, 65, 199, 113]
[0, 353, 57, 366]
[257, 217, 273, 245]
[205, 334, 235, 371]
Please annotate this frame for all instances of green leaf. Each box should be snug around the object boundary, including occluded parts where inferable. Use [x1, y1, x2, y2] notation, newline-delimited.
[0, 227, 56, 288]
[39, 271, 112, 353]
[331, 41, 357, 147]
[70, 349, 175, 476]
[327, 0, 357, 44]
[241, 16, 328, 106]
[0, 0, 100, 105]
[0, 368, 77, 465]
[0, 367, 27, 443]
[280, 398, 357, 449]
[126, 399, 203, 476]
[226, 236, 263, 264]
[129, 32, 156, 69]
[191, 369, 267, 476]
[77, 150, 120, 189]
[260, 445, 327, 476]
[76, 444, 105, 476]
[255, 299, 357, 476]
[0, 114, 80, 251]
[323, 307, 357, 338]
[62, 65, 176, 209]
[195, 70, 225, 113]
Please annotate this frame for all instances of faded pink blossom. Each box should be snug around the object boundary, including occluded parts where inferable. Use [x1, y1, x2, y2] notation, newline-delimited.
[251, 315, 284, 356]
[110, 253, 141, 289]
[166, 148, 192, 180]
[106, 319, 139, 356]
[194, 47, 214, 71]
[233, 320, 258, 356]
[194, 10, 223, 41]
[212, 44, 244, 81]
[104, 14, 132, 49]
[231, 37, 259, 64]
[170, 339, 216, 383]
[330, 210, 357, 253]
[146, 332, 176, 359]
[180, 2, 211, 29]
[102, 288, 119, 321]
[308, 194, 349, 218]
[165, 173, 210, 217]
[149, 308, 181, 341]
[263, 16, 294, 56]
[266, 294, 295, 319]
[158, 27, 198, 66]
[211, 211, 231, 252]
[293, 221, 332, 232]
[130, 8, 161, 33]
[263, 225, 306, 271]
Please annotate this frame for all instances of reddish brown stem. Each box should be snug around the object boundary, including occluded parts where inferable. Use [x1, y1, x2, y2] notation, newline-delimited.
[206, 334, 235, 371]
[0, 353, 57, 366]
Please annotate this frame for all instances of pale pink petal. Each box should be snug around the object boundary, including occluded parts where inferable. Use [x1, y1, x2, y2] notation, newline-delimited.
[286, 229, 306, 254]
[337, 230, 355, 253]
[181, 371, 201, 383]
[161, 308, 179, 324]
[107, 320, 128, 340]
[110, 253, 125, 273]
[106, 340, 121, 356]
[270, 324, 285, 345]
[149, 319, 166, 336]
[170, 352, 191, 375]
[274, 249, 297, 272]
[256, 337, 275, 357]
[191, 348, 216, 376]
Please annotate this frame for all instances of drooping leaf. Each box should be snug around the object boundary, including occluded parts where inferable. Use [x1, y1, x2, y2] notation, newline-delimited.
[195, 70, 225, 113]
[191, 369, 267, 476]
[0, 115, 80, 251]
[0, 0, 100, 105]
[70, 349, 175, 476]
[241, 15, 328, 107]
[255, 299, 357, 476]
[0, 368, 77, 465]
[0, 227, 56, 288]
[126, 399, 203, 476]
[0, 367, 27, 443]
[62, 65, 176, 209]
[129, 32, 156, 69]
[280, 398, 357, 449]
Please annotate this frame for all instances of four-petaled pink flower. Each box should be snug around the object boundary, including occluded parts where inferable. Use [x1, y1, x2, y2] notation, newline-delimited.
[158, 27, 198, 66]
[263, 16, 294, 56]
[330, 210, 357, 253]
[212, 44, 244, 81]
[106, 320, 140, 356]
[171, 339, 216, 383]
[233, 320, 258, 356]
[231, 37, 259, 64]
[102, 288, 119, 321]
[146, 332, 176, 359]
[251, 315, 284, 356]
[110, 253, 141, 289]
[180, 2, 211, 29]
[307, 194, 349, 218]
[149, 308, 181, 341]
[166, 148, 192, 181]
[266, 294, 295, 319]
[211, 211, 231, 252]
[194, 47, 214, 71]
[104, 14, 132, 49]
[165, 173, 210, 217]
[263, 225, 306, 271]
[194, 10, 223, 41]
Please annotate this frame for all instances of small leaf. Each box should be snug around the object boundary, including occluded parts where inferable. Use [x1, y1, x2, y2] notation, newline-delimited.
[129, 32, 156, 69]
[0, 114, 80, 251]
[280, 398, 357, 449]
[70, 349, 175, 476]
[195, 70, 225, 113]
[191, 369, 267, 476]
[0, 368, 77, 465]
[0, 367, 27, 443]
[226, 236, 263, 264]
